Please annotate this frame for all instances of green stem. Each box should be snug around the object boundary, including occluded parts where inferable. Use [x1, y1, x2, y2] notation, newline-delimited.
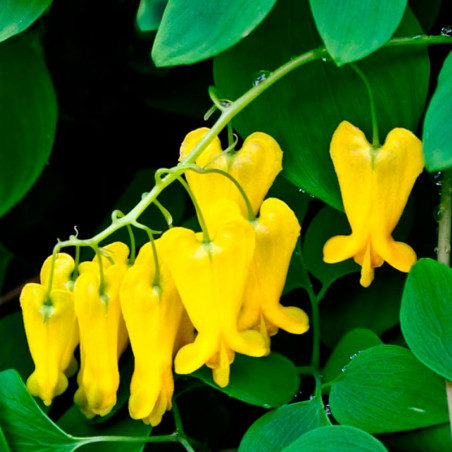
[350, 63, 379, 147]
[172, 399, 197, 452]
[75, 434, 179, 447]
[50, 34, 452, 254]
[227, 122, 234, 147]
[154, 199, 174, 227]
[126, 224, 136, 265]
[157, 168, 211, 243]
[133, 221, 161, 286]
[184, 165, 255, 221]
[436, 170, 452, 434]
[94, 246, 106, 295]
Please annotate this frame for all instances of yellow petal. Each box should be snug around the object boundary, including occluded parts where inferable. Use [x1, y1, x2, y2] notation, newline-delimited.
[120, 242, 188, 425]
[40, 253, 74, 291]
[74, 262, 127, 417]
[323, 121, 423, 286]
[161, 200, 267, 386]
[239, 198, 309, 337]
[20, 284, 78, 406]
[180, 128, 283, 220]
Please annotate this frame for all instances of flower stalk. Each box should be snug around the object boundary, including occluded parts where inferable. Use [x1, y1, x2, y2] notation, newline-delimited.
[436, 169, 452, 433]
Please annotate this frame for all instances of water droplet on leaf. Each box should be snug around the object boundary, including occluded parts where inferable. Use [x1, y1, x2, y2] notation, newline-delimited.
[441, 26, 452, 36]
[324, 404, 332, 415]
[252, 70, 271, 86]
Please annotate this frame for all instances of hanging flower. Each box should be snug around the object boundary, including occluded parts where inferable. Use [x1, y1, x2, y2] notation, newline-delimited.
[20, 253, 78, 406]
[120, 240, 193, 426]
[180, 127, 282, 222]
[73, 242, 129, 417]
[323, 121, 424, 287]
[160, 200, 267, 388]
[238, 198, 309, 344]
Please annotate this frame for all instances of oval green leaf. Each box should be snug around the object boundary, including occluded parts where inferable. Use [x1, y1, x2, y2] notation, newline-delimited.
[423, 51, 452, 172]
[320, 273, 404, 348]
[239, 398, 330, 452]
[329, 345, 448, 433]
[0, 370, 77, 452]
[401, 258, 452, 380]
[0, 35, 57, 218]
[322, 328, 382, 383]
[214, 0, 429, 209]
[282, 425, 388, 452]
[136, 0, 167, 32]
[0, 0, 52, 42]
[152, 0, 277, 66]
[309, 0, 407, 65]
[192, 352, 299, 408]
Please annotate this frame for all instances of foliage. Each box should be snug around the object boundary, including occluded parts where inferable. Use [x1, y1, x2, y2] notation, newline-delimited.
[1, 0, 452, 451]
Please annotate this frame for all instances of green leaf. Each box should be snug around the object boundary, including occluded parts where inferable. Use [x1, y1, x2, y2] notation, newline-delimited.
[400, 258, 452, 380]
[0, 242, 12, 293]
[322, 328, 382, 383]
[239, 397, 330, 452]
[320, 273, 404, 348]
[303, 206, 359, 289]
[152, 0, 277, 66]
[0, 312, 34, 380]
[136, 0, 167, 32]
[58, 406, 152, 452]
[0, 369, 78, 451]
[380, 423, 452, 452]
[0, 426, 11, 452]
[213, 0, 429, 209]
[282, 425, 388, 452]
[0, 0, 52, 42]
[329, 345, 448, 433]
[409, 0, 442, 32]
[309, 0, 407, 65]
[192, 352, 299, 408]
[0, 34, 57, 218]
[423, 51, 452, 172]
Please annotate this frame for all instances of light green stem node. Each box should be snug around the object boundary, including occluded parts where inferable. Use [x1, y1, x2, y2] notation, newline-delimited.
[184, 164, 255, 221]
[133, 221, 161, 286]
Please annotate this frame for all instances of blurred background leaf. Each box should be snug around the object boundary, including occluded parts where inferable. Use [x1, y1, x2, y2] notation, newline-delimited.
[423, 51, 452, 172]
[0, 0, 52, 42]
[136, 0, 167, 32]
[192, 352, 299, 408]
[0, 34, 57, 218]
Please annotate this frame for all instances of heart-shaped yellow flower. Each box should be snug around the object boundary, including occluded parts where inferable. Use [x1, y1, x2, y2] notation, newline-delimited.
[239, 198, 309, 344]
[120, 240, 193, 426]
[74, 242, 129, 417]
[160, 200, 267, 387]
[20, 253, 78, 406]
[323, 121, 423, 287]
[180, 127, 282, 222]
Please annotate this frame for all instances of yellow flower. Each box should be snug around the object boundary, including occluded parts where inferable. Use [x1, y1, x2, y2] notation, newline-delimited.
[238, 198, 309, 344]
[120, 241, 193, 426]
[20, 253, 78, 406]
[180, 127, 282, 222]
[160, 200, 267, 388]
[323, 121, 424, 287]
[73, 242, 129, 417]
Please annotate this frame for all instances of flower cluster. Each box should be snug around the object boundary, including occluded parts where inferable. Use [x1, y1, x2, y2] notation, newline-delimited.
[20, 128, 309, 426]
